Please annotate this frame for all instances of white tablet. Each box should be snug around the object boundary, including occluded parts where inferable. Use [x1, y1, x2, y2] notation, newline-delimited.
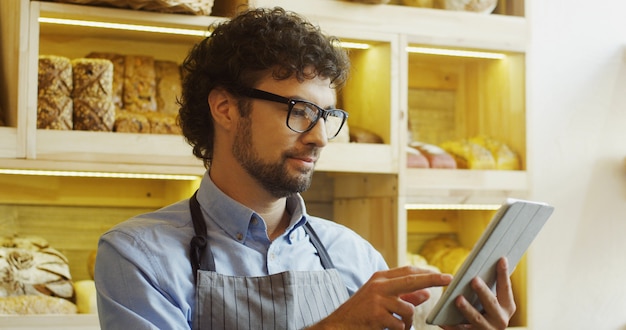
[426, 198, 554, 326]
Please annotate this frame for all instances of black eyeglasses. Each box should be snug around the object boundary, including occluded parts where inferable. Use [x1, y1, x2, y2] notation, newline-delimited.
[239, 88, 348, 140]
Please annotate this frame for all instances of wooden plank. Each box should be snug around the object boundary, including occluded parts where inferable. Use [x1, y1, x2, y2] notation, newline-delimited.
[0, 174, 198, 207]
[0, 314, 100, 329]
[253, 0, 527, 52]
[0, 128, 18, 158]
[334, 197, 399, 267]
[315, 143, 396, 174]
[333, 173, 398, 198]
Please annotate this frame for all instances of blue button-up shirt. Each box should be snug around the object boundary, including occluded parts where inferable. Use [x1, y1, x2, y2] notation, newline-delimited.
[95, 172, 388, 329]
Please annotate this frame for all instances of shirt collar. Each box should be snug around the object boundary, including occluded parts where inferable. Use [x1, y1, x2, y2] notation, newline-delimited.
[196, 172, 308, 243]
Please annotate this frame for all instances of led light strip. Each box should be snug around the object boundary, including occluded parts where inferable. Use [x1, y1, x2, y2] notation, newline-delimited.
[338, 41, 371, 50]
[406, 46, 506, 59]
[0, 168, 200, 181]
[39, 17, 371, 51]
[405, 203, 502, 210]
[38, 17, 210, 37]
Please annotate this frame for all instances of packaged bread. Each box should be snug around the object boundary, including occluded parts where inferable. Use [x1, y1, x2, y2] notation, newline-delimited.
[123, 55, 157, 113]
[430, 246, 470, 275]
[147, 112, 181, 135]
[114, 110, 150, 133]
[37, 95, 73, 130]
[71, 58, 114, 99]
[470, 136, 520, 170]
[440, 139, 496, 169]
[410, 142, 456, 169]
[0, 295, 77, 315]
[419, 235, 460, 264]
[86, 52, 126, 110]
[349, 126, 384, 144]
[38, 55, 73, 130]
[406, 146, 429, 168]
[155, 60, 182, 116]
[73, 97, 115, 131]
[38, 55, 72, 96]
[71, 58, 115, 131]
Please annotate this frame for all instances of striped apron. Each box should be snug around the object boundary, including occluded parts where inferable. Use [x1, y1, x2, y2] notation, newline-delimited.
[189, 192, 350, 329]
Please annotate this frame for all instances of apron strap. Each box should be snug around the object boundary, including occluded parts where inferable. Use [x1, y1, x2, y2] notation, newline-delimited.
[303, 222, 336, 269]
[189, 191, 215, 280]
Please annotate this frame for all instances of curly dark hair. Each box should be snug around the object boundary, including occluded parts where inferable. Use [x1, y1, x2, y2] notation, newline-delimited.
[178, 7, 351, 168]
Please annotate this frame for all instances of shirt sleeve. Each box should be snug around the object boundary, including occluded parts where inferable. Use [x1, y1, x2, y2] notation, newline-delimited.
[95, 230, 191, 330]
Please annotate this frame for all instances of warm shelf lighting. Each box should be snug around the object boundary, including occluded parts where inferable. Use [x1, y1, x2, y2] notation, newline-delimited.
[38, 17, 210, 37]
[38, 17, 372, 51]
[0, 168, 200, 181]
[406, 46, 506, 59]
[338, 41, 371, 50]
[405, 203, 502, 210]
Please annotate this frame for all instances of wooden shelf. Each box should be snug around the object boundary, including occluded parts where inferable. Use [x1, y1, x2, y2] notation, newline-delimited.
[254, 0, 527, 51]
[404, 169, 528, 204]
[0, 127, 19, 158]
[0, 314, 99, 330]
[0, 1, 531, 328]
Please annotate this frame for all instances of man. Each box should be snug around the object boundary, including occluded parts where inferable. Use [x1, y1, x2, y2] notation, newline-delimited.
[95, 7, 516, 330]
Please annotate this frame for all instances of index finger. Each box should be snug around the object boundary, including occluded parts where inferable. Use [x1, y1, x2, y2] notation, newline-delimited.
[386, 271, 453, 296]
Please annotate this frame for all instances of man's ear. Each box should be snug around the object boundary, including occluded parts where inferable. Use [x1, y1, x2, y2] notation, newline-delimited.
[208, 87, 236, 131]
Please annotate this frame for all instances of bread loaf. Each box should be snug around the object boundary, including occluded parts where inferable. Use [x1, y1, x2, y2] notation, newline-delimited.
[349, 126, 384, 144]
[0, 295, 76, 315]
[86, 52, 126, 110]
[71, 58, 114, 99]
[38, 55, 73, 96]
[0, 235, 74, 299]
[470, 136, 520, 170]
[114, 110, 150, 133]
[406, 146, 429, 168]
[71, 58, 115, 131]
[440, 139, 496, 169]
[37, 95, 73, 130]
[147, 112, 181, 135]
[38, 55, 73, 130]
[73, 280, 97, 314]
[410, 142, 456, 169]
[123, 55, 157, 113]
[419, 235, 460, 264]
[155, 60, 182, 116]
[73, 97, 115, 131]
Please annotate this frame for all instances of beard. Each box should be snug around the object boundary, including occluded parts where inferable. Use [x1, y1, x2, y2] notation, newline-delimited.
[232, 117, 316, 198]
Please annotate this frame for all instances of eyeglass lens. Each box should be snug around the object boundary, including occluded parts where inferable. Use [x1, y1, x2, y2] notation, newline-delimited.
[288, 101, 345, 138]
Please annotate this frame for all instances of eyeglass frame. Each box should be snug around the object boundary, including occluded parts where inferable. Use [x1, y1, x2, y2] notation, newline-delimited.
[238, 87, 348, 139]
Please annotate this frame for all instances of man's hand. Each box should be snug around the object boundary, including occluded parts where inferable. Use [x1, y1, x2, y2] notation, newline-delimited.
[310, 266, 453, 330]
[442, 258, 516, 330]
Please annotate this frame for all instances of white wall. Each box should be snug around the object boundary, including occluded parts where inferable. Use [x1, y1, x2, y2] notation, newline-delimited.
[527, 1, 626, 329]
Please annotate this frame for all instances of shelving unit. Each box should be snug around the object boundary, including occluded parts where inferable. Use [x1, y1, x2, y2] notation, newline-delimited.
[0, 0, 530, 328]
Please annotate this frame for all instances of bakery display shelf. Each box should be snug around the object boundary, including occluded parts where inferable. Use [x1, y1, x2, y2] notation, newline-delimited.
[34, 129, 200, 167]
[23, 0, 400, 175]
[38, 1, 220, 32]
[253, 0, 527, 52]
[403, 168, 529, 205]
[0, 314, 99, 330]
[31, 130, 395, 174]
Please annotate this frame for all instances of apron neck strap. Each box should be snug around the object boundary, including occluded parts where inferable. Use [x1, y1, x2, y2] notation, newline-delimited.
[189, 191, 215, 280]
[303, 222, 336, 269]
[188, 190, 337, 282]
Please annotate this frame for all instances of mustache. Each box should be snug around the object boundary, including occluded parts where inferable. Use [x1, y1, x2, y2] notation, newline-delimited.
[284, 147, 320, 162]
